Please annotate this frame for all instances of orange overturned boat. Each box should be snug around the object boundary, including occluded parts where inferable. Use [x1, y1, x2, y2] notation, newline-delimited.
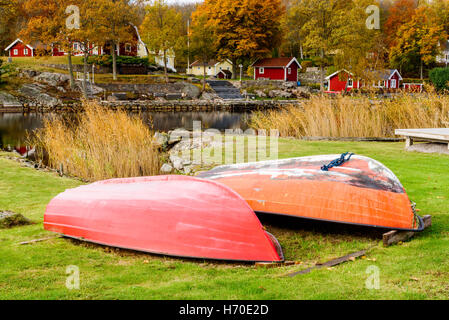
[197, 154, 424, 231]
[44, 175, 283, 262]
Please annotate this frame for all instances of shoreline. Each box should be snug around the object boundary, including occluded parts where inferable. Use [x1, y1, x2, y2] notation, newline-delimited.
[0, 99, 301, 113]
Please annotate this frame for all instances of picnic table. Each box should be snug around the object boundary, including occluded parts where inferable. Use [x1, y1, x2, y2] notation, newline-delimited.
[395, 128, 449, 150]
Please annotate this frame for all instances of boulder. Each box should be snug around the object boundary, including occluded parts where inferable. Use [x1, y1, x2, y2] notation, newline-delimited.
[154, 132, 169, 147]
[19, 84, 62, 107]
[0, 92, 22, 107]
[166, 93, 183, 100]
[255, 90, 267, 98]
[268, 90, 294, 99]
[169, 155, 184, 171]
[160, 163, 173, 174]
[200, 91, 220, 101]
[181, 83, 201, 99]
[33, 72, 70, 87]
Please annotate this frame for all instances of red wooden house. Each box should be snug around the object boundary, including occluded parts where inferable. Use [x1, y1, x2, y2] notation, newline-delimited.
[4, 39, 34, 57]
[251, 57, 301, 82]
[325, 69, 402, 93]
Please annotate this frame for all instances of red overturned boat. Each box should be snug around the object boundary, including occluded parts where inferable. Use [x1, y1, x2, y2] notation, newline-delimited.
[197, 154, 424, 231]
[44, 175, 283, 262]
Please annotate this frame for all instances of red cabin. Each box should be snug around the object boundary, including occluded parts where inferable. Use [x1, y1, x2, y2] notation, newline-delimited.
[251, 57, 301, 82]
[326, 69, 403, 93]
[325, 70, 361, 93]
[4, 39, 34, 57]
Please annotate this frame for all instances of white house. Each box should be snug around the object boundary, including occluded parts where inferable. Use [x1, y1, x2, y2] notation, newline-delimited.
[187, 59, 233, 78]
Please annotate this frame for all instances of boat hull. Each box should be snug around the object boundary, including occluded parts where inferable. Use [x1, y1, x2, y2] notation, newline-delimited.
[44, 175, 283, 262]
[197, 155, 420, 230]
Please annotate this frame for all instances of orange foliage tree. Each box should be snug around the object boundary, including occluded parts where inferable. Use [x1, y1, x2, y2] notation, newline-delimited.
[390, 7, 446, 79]
[197, 0, 285, 78]
[383, 0, 418, 49]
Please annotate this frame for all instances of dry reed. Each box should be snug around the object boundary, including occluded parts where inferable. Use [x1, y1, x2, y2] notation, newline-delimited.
[249, 93, 449, 138]
[29, 101, 161, 181]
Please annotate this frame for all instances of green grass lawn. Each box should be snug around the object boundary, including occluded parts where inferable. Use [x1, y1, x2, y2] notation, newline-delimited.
[0, 140, 448, 299]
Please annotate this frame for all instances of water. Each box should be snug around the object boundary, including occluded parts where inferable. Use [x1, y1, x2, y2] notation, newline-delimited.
[0, 111, 251, 149]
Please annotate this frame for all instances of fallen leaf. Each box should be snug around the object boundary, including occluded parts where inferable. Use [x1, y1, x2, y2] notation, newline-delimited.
[410, 277, 420, 281]
[143, 260, 149, 264]
[349, 257, 356, 261]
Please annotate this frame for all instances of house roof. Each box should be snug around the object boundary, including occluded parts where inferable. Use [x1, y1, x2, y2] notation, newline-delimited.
[190, 59, 232, 68]
[4, 39, 34, 51]
[325, 69, 402, 81]
[217, 69, 232, 76]
[251, 57, 301, 68]
[371, 69, 403, 81]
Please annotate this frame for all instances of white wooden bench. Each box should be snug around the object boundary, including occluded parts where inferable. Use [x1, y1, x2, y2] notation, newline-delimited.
[395, 128, 449, 150]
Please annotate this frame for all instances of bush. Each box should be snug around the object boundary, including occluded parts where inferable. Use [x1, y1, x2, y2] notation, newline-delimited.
[86, 55, 151, 67]
[29, 101, 161, 181]
[429, 68, 449, 91]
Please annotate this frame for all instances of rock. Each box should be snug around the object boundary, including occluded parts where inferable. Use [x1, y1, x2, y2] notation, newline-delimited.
[166, 93, 183, 100]
[268, 90, 293, 99]
[154, 132, 169, 146]
[292, 86, 311, 99]
[154, 92, 166, 98]
[201, 91, 220, 100]
[19, 69, 40, 78]
[19, 84, 62, 107]
[0, 92, 22, 107]
[282, 81, 297, 89]
[255, 90, 267, 98]
[181, 83, 201, 99]
[33, 72, 70, 87]
[183, 165, 194, 175]
[169, 155, 184, 170]
[160, 163, 173, 174]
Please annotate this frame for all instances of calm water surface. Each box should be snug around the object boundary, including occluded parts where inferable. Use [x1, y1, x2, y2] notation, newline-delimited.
[0, 111, 251, 148]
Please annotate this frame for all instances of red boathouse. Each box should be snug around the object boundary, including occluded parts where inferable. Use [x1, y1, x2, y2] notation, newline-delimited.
[4, 39, 34, 57]
[325, 70, 361, 93]
[251, 57, 301, 82]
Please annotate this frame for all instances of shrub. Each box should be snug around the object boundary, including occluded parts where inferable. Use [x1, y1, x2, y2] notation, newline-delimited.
[87, 55, 151, 67]
[29, 101, 161, 181]
[429, 68, 449, 91]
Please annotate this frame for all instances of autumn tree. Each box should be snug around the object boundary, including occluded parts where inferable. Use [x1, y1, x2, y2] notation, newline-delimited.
[383, 0, 418, 49]
[198, 0, 285, 79]
[190, 7, 216, 91]
[293, 0, 349, 91]
[332, 0, 387, 93]
[140, 0, 183, 83]
[99, 0, 139, 81]
[390, 7, 445, 79]
[282, 0, 307, 59]
[20, 0, 79, 88]
[0, 0, 26, 53]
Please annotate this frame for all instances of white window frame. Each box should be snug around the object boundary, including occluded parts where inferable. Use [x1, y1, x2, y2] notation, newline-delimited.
[259, 67, 264, 74]
[288, 68, 292, 75]
[13, 49, 18, 55]
[348, 79, 353, 88]
[125, 43, 132, 52]
[24, 48, 28, 55]
[73, 43, 78, 51]
[391, 79, 397, 88]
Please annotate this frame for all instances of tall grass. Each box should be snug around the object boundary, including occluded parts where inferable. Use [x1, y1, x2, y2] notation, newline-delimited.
[249, 93, 449, 138]
[29, 101, 161, 181]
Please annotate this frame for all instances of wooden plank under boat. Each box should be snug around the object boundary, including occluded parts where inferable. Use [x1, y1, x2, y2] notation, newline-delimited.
[44, 175, 283, 262]
[197, 155, 423, 231]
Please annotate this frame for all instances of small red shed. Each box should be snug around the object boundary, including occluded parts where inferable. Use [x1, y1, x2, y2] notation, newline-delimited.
[325, 70, 361, 93]
[4, 39, 34, 57]
[251, 57, 301, 82]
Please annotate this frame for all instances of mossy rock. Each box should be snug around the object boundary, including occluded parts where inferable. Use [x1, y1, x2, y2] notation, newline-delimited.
[0, 211, 33, 228]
